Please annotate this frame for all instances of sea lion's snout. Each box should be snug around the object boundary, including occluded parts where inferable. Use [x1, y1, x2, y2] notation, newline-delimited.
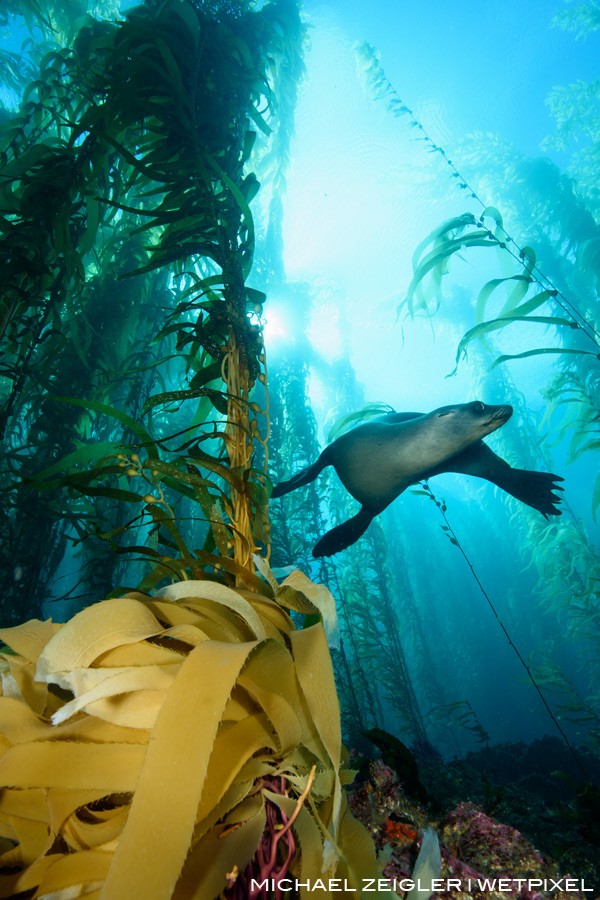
[488, 404, 513, 423]
[482, 403, 513, 434]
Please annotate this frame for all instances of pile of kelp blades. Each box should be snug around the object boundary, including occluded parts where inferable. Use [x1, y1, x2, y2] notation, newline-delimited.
[0, 569, 382, 899]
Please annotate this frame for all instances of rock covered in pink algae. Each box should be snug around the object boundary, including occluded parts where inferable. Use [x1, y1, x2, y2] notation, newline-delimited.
[347, 762, 591, 900]
[442, 802, 546, 877]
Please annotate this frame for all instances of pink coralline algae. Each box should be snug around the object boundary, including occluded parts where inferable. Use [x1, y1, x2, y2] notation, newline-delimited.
[442, 802, 546, 877]
[347, 762, 590, 900]
[437, 802, 585, 900]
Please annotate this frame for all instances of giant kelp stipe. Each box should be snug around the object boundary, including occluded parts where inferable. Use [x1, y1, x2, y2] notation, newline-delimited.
[1, 0, 599, 897]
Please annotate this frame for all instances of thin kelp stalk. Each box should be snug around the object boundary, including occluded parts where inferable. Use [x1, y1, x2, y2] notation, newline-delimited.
[383, 515, 450, 743]
[342, 522, 429, 746]
[355, 41, 600, 351]
[334, 574, 384, 731]
[365, 529, 428, 744]
[335, 636, 369, 736]
[0, 269, 64, 443]
[223, 327, 267, 571]
[222, 241, 255, 572]
[420, 480, 591, 781]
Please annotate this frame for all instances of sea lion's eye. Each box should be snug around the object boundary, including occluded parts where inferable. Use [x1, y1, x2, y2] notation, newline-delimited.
[472, 401, 485, 413]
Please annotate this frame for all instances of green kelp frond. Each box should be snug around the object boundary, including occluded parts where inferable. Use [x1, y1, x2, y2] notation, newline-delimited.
[0, 566, 386, 900]
[401, 211, 596, 375]
[326, 403, 396, 442]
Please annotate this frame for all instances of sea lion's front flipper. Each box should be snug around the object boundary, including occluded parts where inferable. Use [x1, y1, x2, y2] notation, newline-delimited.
[482, 462, 564, 517]
[312, 506, 376, 558]
[432, 442, 564, 517]
[271, 447, 333, 499]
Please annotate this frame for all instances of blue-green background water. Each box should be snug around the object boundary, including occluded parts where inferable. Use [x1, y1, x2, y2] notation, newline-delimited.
[262, 0, 600, 760]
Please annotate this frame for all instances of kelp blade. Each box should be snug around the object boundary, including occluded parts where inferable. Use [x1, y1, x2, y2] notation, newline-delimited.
[0, 571, 385, 899]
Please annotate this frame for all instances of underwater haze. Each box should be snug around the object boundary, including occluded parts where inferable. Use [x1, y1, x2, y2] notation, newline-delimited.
[266, 0, 599, 759]
[1, 0, 600, 891]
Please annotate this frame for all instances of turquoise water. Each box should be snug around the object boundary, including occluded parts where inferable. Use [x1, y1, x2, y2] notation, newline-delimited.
[267, 0, 600, 764]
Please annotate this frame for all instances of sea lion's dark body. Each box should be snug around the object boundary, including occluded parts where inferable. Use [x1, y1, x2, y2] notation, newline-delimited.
[271, 401, 564, 558]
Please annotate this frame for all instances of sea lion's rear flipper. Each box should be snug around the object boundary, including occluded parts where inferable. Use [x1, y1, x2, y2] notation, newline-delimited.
[271, 447, 333, 499]
[434, 442, 564, 517]
[312, 506, 375, 558]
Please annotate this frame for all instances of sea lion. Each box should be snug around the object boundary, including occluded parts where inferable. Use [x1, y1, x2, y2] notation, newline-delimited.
[271, 401, 564, 558]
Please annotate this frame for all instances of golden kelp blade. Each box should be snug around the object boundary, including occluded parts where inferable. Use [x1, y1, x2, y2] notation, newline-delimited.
[0, 572, 389, 900]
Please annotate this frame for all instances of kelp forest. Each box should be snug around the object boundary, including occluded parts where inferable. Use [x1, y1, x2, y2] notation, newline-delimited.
[0, 0, 599, 897]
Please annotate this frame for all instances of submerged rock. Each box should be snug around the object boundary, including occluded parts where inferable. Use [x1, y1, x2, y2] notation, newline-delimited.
[347, 759, 593, 900]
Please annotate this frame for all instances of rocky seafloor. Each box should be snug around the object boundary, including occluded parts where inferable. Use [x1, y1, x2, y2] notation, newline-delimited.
[347, 736, 600, 899]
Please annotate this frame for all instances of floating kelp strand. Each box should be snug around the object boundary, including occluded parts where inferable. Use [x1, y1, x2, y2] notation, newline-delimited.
[355, 41, 600, 351]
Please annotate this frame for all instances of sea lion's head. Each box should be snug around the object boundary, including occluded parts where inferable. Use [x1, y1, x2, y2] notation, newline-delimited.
[432, 400, 513, 442]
